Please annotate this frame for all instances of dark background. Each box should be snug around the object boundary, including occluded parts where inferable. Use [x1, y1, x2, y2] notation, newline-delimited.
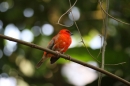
[0, 0, 130, 86]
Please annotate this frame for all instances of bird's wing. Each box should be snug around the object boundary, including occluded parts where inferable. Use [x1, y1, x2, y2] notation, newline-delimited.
[36, 36, 56, 68]
[49, 35, 61, 64]
[47, 34, 59, 51]
[50, 56, 60, 64]
[47, 37, 55, 49]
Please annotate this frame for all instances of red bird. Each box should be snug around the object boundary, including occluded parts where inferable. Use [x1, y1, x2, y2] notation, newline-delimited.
[36, 29, 72, 68]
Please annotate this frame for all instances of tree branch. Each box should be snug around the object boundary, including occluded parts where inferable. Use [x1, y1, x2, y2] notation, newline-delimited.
[0, 34, 130, 85]
[98, 0, 130, 25]
[98, 0, 109, 85]
[68, 0, 100, 64]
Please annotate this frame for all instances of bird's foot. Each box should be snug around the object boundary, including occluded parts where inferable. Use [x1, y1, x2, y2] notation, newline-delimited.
[55, 51, 60, 57]
[66, 54, 71, 61]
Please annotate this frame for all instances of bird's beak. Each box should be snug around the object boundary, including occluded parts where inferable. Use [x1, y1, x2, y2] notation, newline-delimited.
[70, 32, 73, 35]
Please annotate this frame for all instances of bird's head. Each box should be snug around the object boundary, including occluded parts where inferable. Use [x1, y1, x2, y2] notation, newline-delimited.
[59, 29, 73, 36]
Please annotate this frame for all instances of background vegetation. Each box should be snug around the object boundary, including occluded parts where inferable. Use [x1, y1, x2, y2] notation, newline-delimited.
[0, 0, 130, 86]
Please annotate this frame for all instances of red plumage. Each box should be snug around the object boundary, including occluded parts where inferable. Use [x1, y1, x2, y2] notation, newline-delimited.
[36, 29, 72, 68]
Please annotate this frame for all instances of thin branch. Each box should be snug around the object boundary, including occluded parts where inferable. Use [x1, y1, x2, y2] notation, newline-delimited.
[57, 0, 77, 27]
[0, 34, 130, 85]
[99, 0, 130, 26]
[68, 0, 101, 63]
[97, 35, 102, 58]
[98, 0, 109, 85]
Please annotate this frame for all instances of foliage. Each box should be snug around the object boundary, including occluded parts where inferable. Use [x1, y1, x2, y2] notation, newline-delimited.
[0, 0, 130, 86]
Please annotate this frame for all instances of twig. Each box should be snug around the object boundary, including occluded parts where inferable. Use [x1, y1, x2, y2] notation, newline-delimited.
[97, 35, 102, 58]
[99, 0, 130, 26]
[57, 0, 77, 27]
[68, 0, 101, 63]
[0, 34, 130, 85]
[98, 0, 109, 86]
[93, 36, 126, 66]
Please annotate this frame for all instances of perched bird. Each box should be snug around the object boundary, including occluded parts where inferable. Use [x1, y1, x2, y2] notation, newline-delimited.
[36, 29, 72, 68]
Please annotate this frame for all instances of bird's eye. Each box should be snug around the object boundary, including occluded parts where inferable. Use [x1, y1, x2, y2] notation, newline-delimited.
[66, 30, 73, 35]
[66, 30, 70, 33]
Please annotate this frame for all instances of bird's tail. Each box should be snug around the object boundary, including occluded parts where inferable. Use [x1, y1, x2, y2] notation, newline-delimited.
[36, 56, 47, 68]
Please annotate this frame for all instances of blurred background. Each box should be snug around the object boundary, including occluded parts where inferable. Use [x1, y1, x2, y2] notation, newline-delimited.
[0, 0, 130, 86]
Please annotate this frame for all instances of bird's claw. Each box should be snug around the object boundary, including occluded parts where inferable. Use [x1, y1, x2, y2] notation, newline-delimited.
[66, 54, 71, 61]
[55, 51, 60, 57]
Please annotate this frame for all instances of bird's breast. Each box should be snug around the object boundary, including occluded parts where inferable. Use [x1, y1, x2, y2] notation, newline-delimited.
[55, 34, 71, 52]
